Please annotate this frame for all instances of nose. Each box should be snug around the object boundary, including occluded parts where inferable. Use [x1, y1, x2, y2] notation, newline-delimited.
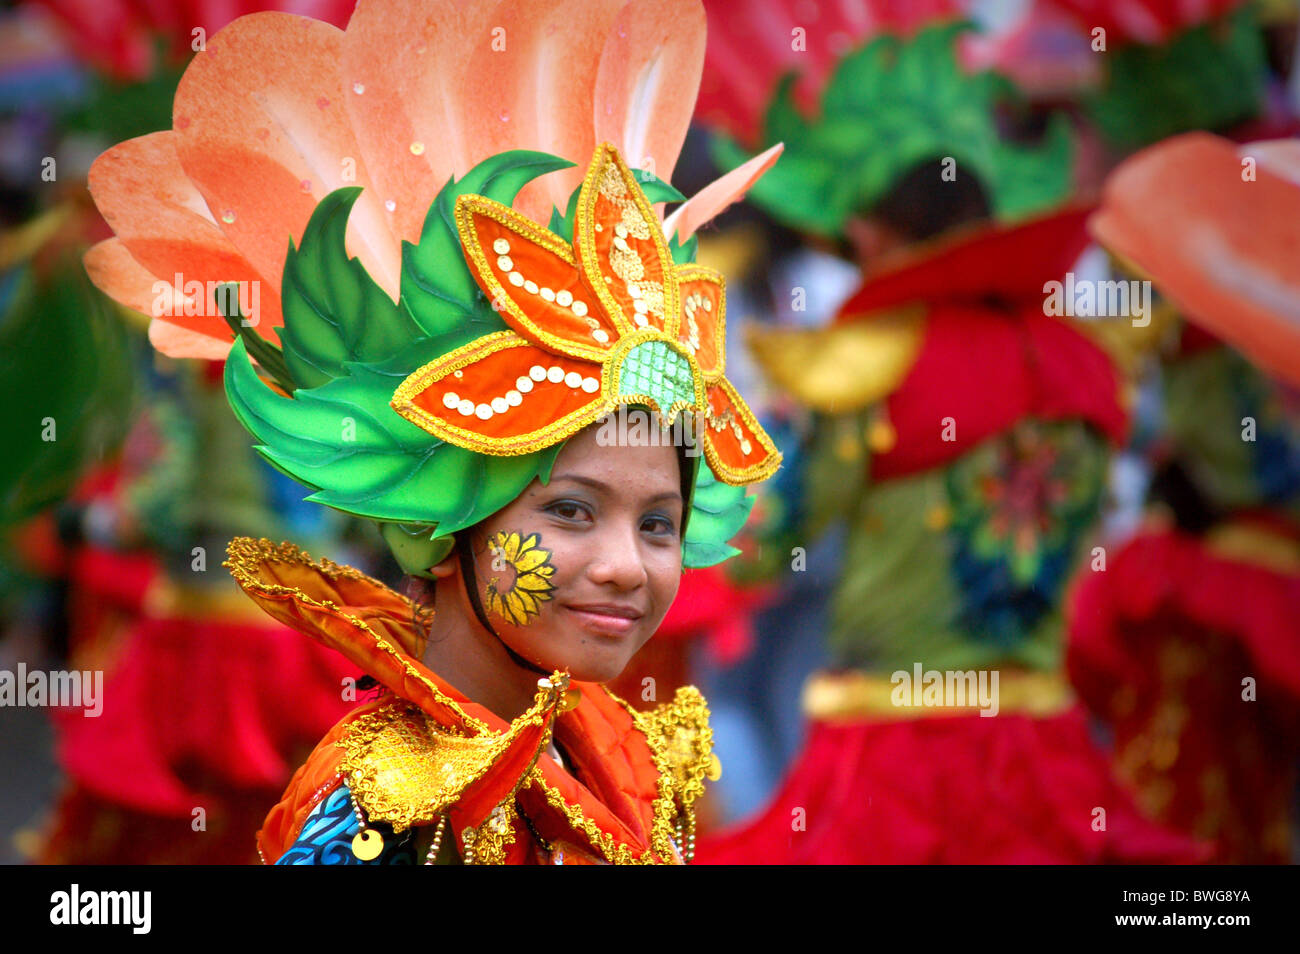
[584, 519, 648, 590]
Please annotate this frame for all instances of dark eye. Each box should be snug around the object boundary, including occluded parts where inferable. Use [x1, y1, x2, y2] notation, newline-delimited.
[545, 499, 592, 522]
[641, 513, 677, 537]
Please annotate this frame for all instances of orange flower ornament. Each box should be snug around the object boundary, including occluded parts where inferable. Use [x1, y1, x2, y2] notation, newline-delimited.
[391, 143, 780, 485]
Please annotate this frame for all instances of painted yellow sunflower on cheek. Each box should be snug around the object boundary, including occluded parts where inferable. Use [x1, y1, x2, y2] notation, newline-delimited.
[485, 531, 557, 626]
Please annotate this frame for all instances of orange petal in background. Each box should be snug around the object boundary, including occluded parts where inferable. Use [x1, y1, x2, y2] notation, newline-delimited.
[1091, 132, 1300, 389]
[341, 0, 508, 244]
[460, 0, 627, 223]
[87, 132, 284, 349]
[662, 143, 783, 244]
[592, 0, 704, 188]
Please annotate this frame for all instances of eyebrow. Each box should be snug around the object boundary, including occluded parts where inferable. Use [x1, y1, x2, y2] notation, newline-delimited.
[548, 472, 682, 506]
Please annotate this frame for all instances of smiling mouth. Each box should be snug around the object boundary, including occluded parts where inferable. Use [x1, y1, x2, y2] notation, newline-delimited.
[562, 604, 644, 635]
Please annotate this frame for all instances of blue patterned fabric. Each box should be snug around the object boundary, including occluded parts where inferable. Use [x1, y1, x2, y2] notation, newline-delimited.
[276, 784, 417, 865]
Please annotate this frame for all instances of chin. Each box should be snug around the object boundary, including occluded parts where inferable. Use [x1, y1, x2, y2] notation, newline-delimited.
[566, 656, 634, 685]
[520, 638, 641, 686]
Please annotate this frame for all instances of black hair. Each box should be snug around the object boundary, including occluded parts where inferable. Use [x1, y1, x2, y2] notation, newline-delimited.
[868, 158, 993, 243]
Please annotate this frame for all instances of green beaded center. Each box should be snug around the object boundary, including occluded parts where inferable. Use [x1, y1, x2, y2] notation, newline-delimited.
[616, 340, 696, 415]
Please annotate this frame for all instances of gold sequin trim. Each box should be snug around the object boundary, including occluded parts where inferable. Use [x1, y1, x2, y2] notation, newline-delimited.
[222, 537, 488, 733]
[390, 330, 610, 456]
[672, 264, 726, 378]
[524, 685, 715, 865]
[575, 144, 680, 340]
[337, 680, 565, 835]
[701, 378, 783, 484]
[454, 194, 615, 364]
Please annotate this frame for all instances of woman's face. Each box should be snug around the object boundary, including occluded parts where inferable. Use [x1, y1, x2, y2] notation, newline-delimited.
[456, 421, 685, 684]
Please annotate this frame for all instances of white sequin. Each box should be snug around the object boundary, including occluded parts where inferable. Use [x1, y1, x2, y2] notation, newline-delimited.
[496, 255, 513, 272]
[529, 365, 547, 382]
[475, 403, 493, 420]
[614, 224, 628, 239]
[442, 392, 460, 410]
[634, 314, 648, 328]
[613, 237, 629, 252]
[506, 389, 523, 406]
[741, 439, 752, 455]
[555, 290, 573, 307]
[581, 376, 599, 393]
[633, 298, 648, 314]
[491, 397, 508, 414]
[539, 287, 555, 302]
[524, 280, 539, 295]
[704, 298, 713, 311]
[509, 272, 525, 287]
[592, 329, 610, 344]
[564, 371, 581, 388]
[516, 376, 534, 393]
[627, 284, 642, 300]
[546, 366, 565, 383]
[457, 399, 475, 416]
[492, 238, 510, 255]
[572, 301, 588, 317]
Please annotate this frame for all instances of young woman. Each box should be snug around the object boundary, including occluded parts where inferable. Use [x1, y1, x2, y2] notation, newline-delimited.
[81, 1, 784, 864]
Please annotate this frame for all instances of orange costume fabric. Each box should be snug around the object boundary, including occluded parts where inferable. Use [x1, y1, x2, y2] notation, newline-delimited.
[225, 537, 716, 865]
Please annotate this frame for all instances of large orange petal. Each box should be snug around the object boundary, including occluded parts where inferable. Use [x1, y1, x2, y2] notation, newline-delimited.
[592, 0, 704, 189]
[702, 378, 781, 485]
[456, 195, 617, 362]
[83, 239, 179, 319]
[673, 264, 725, 378]
[84, 239, 239, 360]
[87, 132, 285, 336]
[459, 0, 627, 223]
[574, 143, 678, 337]
[1091, 132, 1300, 388]
[172, 12, 402, 299]
[391, 331, 609, 455]
[340, 0, 508, 244]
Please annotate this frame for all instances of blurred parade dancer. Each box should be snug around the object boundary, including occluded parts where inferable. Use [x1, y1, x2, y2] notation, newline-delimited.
[1069, 132, 1300, 863]
[693, 16, 1206, 862]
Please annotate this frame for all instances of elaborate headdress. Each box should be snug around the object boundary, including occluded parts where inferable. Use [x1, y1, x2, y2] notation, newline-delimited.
[83, 1, 783, 576]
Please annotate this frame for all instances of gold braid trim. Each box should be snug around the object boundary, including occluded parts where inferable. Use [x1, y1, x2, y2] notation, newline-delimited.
[629, 685, 716, 819]
[524, 686, 715, 865]
[626, 686, 714, 863]
[336, 679, 564, 840]
[525, 765, 677, 865]
[222, 536, 490, 733]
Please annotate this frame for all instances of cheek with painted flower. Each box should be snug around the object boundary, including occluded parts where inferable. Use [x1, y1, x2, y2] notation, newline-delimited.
[483, 530, 558, 627]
